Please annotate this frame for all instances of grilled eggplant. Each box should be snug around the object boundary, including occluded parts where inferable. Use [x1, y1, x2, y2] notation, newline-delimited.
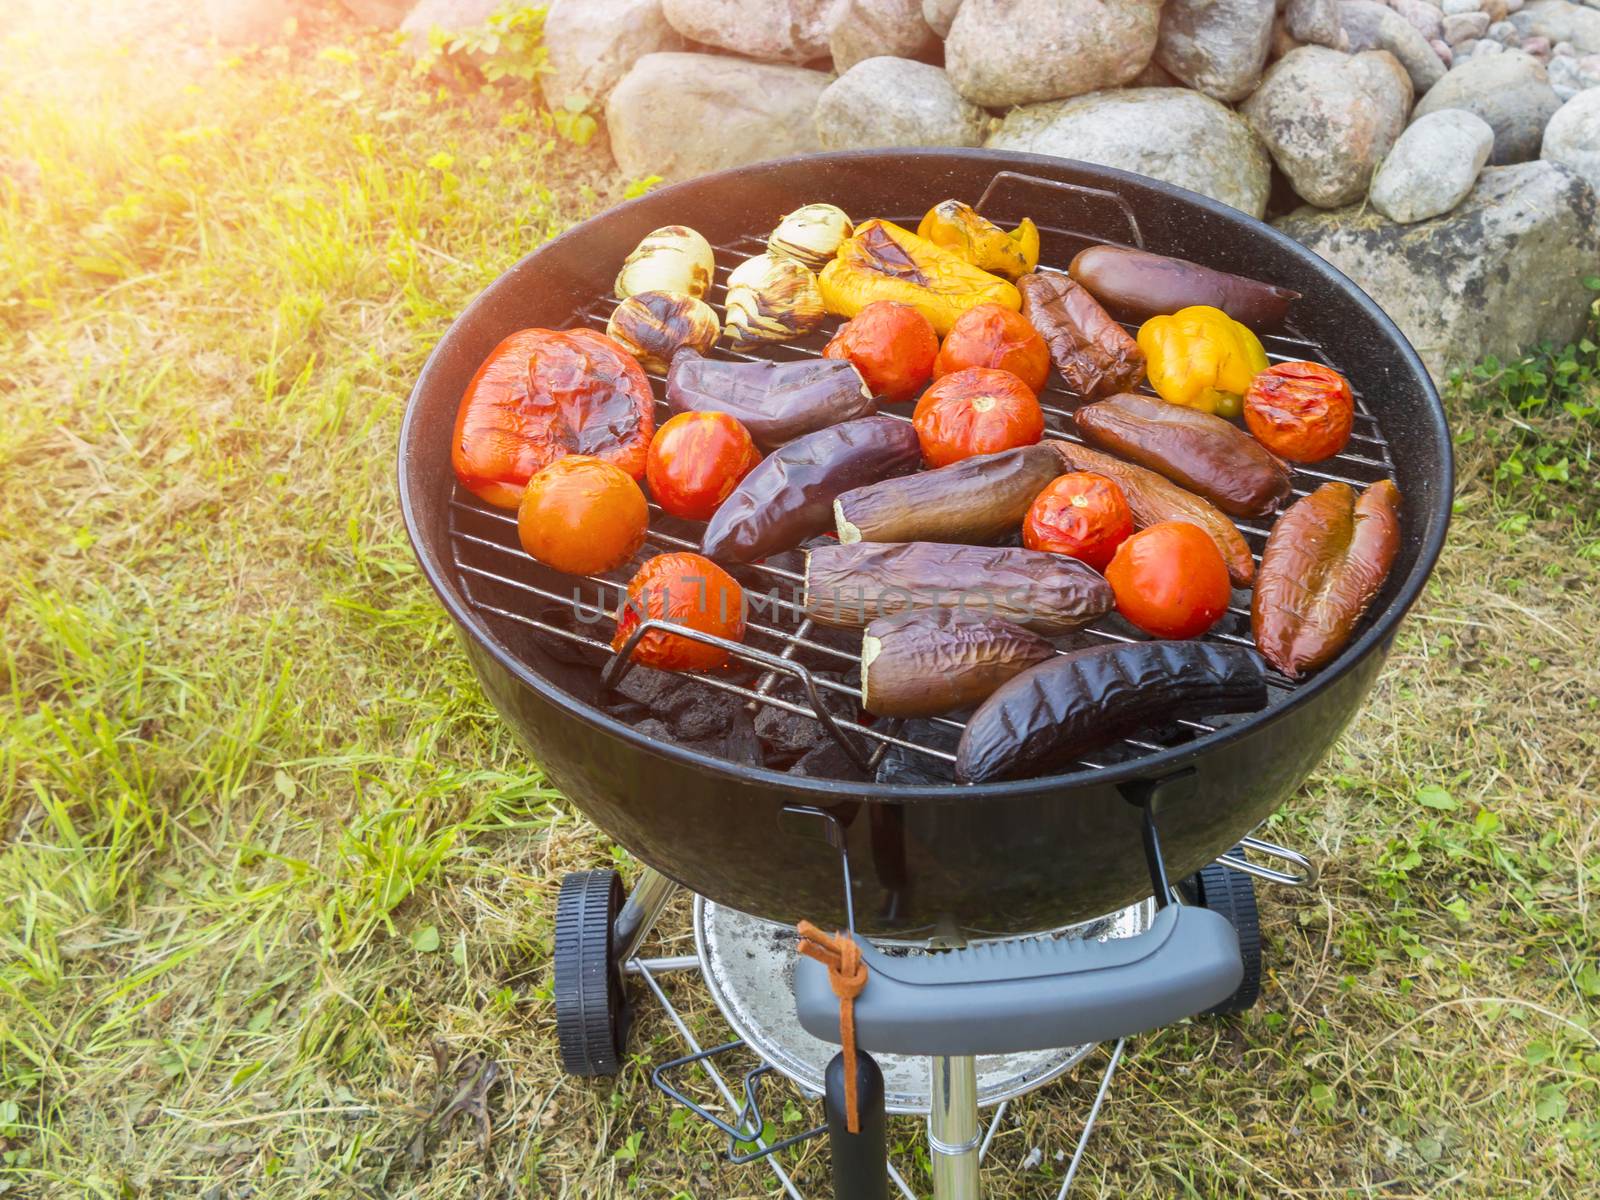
[665, 351, 876, 450]
[1068, 246, 1298, 331]
[804, 541, 1113, 635]
[833, 444, 1063, 545]
[861, 610, 1056, 718]
[1049, 439, 1256, 586]
[955, 642, 1269, 782]
[701, 416, 920, 564]
[1253, 479, 1401, 678]
[1018, 271, 1144, 400]
[1074, 393, 1292, 518]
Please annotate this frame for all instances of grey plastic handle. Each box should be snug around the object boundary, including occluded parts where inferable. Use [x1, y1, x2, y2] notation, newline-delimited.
[794, 905, 1241, 1056]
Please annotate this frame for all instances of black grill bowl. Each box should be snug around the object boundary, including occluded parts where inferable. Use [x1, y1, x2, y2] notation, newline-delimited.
[399, 150, 1452, 937]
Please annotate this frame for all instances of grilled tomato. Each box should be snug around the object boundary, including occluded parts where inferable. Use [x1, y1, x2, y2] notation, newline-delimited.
[822, 301, 939, 402]
[646, 411, 761, 522]
[1105, 521, 1231, 640]
[1243, 360, 1355, 462]
[933, 302, 1050, 392]
[453, 327, 655, 507]
[912, 368, 1044, 467]
[1023, 472, 1134, 571]
[613, 552, 746, 670]
[518, 455, 649, 576]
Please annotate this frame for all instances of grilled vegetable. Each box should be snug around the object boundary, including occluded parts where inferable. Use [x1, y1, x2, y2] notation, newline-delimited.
[700, 416, 921, 564]
[1243, 361, 1355, 463]
[954, 642, 1269, 782]
[823, 301, 939, 402]
[724, 252, 826, 348]
[1023, 472, 1133, 571]
[767, 203, 853, 270]
[1137, 305, 1268, 419]
[833, 444, 1063, 545]
[803, 541, 1114, 635]
[1105, 522, 1231, 640]
[1017, 272, 1144, 400]
[1049, 440, 1256, 586]
[916, 200, 1040, 281]
[452, 327, 655, 507]
[913, 367, 1044, 467]
[614, 552, 746, 671]
[818, 219, 1020, 337]
[1253, 479, 1401, 678]
[615, 225, 715, 300]
[646, 412, 762, 521]
[606, 290, 720, 374]
[1074, 392, 1292, 518]
[666, 350, 875, 449]
[1067, 245, 1299, 330]
[519, 455, 648, 576]
[861, 610, 1055, 718]
[933, 302, 1050, 392]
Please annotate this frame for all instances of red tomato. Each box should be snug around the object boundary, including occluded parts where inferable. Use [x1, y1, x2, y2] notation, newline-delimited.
[1022, 472, 1133, 570]
[1104, 522, 1231, 640]
[613, 552, 746, 671]
[1243, 361, 1354, 463]
[453, 327, 656, 507]
[912, 367, 1044, 467]
[646, 411, 761, 521]
[518, 455, 649, 576]
[933, 303, 1050, 392]
[822, 301, 939, 402]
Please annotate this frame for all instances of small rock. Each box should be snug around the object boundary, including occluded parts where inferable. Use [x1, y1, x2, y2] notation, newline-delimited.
[988, 86, 1273, 216]
[1432, 37, 1457, 64]
[945, 0, 1164, 107]
[1241, 46, 1412, 207]
[1272, 16, 1307, 58]
[1455, 36, 1484, 52]
[659, 0, 834, 62]
[202, 0, 295, 44]
[1483, 0, 1510, 17]
[1473, 34, 1509, 48]
[1277, 160, 1600, 381]
[1523, 34, 1554, 53]
[1155, 0, 1276, 101]
[1505, 0, 1524, 11]
[1443, 11, 1492, 40]
[1392, 0, 1445, 42]
[1369, 108, 1496, 221]
[1488, 18, 1522, 40]
[1548, 50, 1600, 91]
[828, 0, 940, 73]
[1441, 0, 1481, 13]
[541, 0, 683, 109]
[923, 0, 964, 36]
[815, 58, 989, 149]
[1511, 1, 1600, 53]
[606, 53, 831, 180]
[1286, 0, 1348, 47]
[1340, 0, 1448, 93]
[1542, 88, 1600, 192]
[1553, 38, 1577, 53]
[1413, 49, 1564, 161]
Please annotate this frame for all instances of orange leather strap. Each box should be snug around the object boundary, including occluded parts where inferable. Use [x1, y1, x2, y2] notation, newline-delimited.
[796, 920, 869, 1134]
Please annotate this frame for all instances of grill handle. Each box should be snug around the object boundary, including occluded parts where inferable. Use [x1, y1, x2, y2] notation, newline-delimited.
[974, 170, 1146, 250]
[793, 903, 1240, 1056]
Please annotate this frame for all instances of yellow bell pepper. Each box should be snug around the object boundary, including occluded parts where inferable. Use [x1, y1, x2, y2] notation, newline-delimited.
[916, 200, 1040, 281]
[818, 219, 1020, 337]
[1136, 305, 1269, 419]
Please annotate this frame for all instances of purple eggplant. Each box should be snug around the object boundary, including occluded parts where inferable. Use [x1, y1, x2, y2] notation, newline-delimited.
[700, 416, 921, 564]
[666, 350, 876, 449]
[804, 540, 1113, 636]
[861, 610, 1056, 718]
[954, 642, 1268, 783]
[1068, 245, 1299, 330]
[834, 444, 1063, 546]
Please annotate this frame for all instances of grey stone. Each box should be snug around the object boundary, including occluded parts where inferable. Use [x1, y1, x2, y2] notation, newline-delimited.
[1541, 88, 1600, 192]
[1278, 161, 1600, 380]
[1443, 11, 1492, 40]
[1392, 0, 1445, 42]
[1472, 34, 1509, 48]
[659, 0, 834, 62]
[1341, 0, 1448, 92]
[1242, 46, 1413, 207]
[1369, 108, 1496, 220]
[1287, 0, 1347, 47]
[1442, 0, 1482, 13]
[542, 0, 682, 109]
[1413, 49, 1564, 161]
[1432, 37, 1457, 65]
[1511, 1, 1600, 51]
[945, 0, 1163, 107]
[922, 0, 965, 36]
[1154, 0, 1276, 101]
[828, 0, 940, 73]
[605, 54, 831, 180]
[1490, 18, 1523, 39]
[815, 57, 988, 148]
[1547, 50, 1600, 91]
[988, 86, 1273, 216]
[203, 0, 295, 43]
[1524, 34, 1554, 53]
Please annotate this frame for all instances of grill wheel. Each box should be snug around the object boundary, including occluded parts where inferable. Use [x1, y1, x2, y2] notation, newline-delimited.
[554, 869, 631, 1076]
[1181, 848, 1263, 1015]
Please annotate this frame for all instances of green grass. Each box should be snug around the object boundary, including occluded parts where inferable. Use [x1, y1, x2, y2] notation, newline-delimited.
[2, 7, 1597, 1198]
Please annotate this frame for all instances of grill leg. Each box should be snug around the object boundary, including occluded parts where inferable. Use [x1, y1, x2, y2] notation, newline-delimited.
[929, 1055, 981, 1200]
[612, 867, 679, 969]
[824, 1049, 888, 1200]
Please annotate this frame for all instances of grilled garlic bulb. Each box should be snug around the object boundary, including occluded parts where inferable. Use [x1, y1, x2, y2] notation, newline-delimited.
[614, 225, 715, 301]
[606, 290, 720, 375]
[767, 203, 853, 271]
[724, 253, 826, 349]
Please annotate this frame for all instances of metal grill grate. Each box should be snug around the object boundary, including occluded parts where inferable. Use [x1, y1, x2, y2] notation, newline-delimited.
[446, 216, 1399, 783]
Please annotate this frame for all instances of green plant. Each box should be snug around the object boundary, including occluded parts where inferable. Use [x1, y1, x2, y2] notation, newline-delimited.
[420, 3, 549, 85]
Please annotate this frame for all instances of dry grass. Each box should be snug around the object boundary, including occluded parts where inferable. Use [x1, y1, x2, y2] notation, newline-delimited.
[1, 6, 1596, 1198]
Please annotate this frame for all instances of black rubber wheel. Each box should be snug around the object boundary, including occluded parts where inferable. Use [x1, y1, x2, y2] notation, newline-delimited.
[1181, 848, 1262, 1016]
[553, 869, 630, 1076]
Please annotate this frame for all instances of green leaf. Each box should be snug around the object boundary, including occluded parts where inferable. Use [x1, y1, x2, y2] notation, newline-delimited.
[410, 925, 440, 952]
[273, 768, 297, 800]
[1534, 1085, 1569, 1122]
[230, 1060, 264, 1089]
[1575, 964, 1600, 998]
[1416, 785, 1457, 810]
[1524, 1040, 1554, 1066]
